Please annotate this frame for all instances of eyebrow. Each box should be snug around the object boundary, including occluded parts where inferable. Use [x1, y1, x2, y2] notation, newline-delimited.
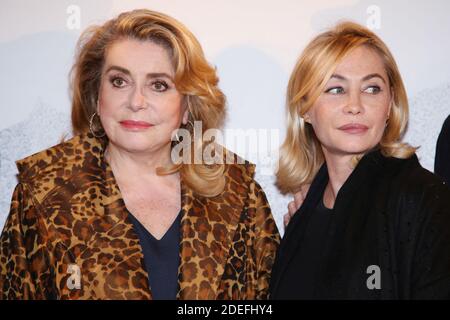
[330, 73, 387, 84]
[104, 65, 174, 80]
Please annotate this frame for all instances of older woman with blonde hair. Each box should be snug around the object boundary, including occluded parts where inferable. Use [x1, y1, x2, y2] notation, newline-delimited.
[0, 9, 279, 300]
[270, 21, 450, 299]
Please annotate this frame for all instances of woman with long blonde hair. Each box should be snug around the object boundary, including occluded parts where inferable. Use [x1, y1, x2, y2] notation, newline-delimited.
[270, 21, 450, 299]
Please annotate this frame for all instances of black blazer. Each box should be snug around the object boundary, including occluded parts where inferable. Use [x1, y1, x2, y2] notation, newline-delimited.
[270, 150, 450, 299]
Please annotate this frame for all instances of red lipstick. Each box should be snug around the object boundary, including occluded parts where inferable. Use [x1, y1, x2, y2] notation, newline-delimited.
[119, 120, 153, 130]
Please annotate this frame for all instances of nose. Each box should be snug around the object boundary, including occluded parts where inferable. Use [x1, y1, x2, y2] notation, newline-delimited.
[343, 91, 364, 115]
[128, 85, 146, 111]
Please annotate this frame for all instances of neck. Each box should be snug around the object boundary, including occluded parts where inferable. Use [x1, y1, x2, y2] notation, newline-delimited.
[105, 142, 173, 182]
[322, 150, 356, 209]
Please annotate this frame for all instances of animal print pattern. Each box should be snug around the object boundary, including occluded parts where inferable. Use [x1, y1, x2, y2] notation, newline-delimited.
[0, 133, 280, 299]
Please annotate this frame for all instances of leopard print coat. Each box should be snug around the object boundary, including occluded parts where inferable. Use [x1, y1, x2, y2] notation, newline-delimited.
[0, 133, 280, 299]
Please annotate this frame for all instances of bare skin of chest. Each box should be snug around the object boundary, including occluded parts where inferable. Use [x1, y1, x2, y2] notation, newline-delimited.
[118, 178, 181, 240]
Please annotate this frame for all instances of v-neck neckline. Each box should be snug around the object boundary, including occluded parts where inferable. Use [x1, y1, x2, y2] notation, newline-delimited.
[128, 210, 182, 242]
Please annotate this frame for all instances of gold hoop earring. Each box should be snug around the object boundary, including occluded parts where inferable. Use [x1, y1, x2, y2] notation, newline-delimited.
[89, 112, 106, 138]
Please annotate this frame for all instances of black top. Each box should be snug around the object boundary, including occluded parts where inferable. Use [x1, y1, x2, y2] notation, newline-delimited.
[276, 199, 335, 299]
[435, 114, 450, 185]
[128, 211, 182, 300]
[270, 149, 450, 299]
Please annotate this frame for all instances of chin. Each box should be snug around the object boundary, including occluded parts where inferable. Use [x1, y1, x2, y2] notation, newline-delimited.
[327, 140, 373, 156]
[341, 143, 377, 155]
[112, 135, 159, 153]
[334, 134, 376, 151]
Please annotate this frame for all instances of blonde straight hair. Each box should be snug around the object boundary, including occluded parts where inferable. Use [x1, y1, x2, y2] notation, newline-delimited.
[70, 9, 226, 197]
[276, 21, 416, 195]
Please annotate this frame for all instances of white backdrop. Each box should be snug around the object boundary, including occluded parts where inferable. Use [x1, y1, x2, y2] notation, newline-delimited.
[1, 0, 449, 235]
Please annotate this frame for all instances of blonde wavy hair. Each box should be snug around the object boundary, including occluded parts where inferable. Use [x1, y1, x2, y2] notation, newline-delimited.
[276, 21, 416, 195]
[71, 9, 226, 197]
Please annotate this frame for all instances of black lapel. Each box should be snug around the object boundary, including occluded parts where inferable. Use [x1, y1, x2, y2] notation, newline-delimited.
[270, 164, 328, 296]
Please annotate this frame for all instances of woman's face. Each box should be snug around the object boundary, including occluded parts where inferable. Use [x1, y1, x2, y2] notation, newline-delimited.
[305, 46, 392, 158]
[98, 38, 188, 155]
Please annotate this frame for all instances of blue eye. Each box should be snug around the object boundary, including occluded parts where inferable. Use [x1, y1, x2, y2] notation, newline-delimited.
[364, 86, 381, 94]
[325, 87, 345, 94]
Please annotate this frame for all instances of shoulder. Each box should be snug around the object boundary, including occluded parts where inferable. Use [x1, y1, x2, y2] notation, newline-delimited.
[436, 115, 450, 145]
[441, 114, 450, 131]
[396, 155, 447, 190]
[15, 133, 103, 202]
[219, 149, 278, 238]
[384, 154, 450, 208]
[221, 147, 257, 188]
[217, 147, 271, 203]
